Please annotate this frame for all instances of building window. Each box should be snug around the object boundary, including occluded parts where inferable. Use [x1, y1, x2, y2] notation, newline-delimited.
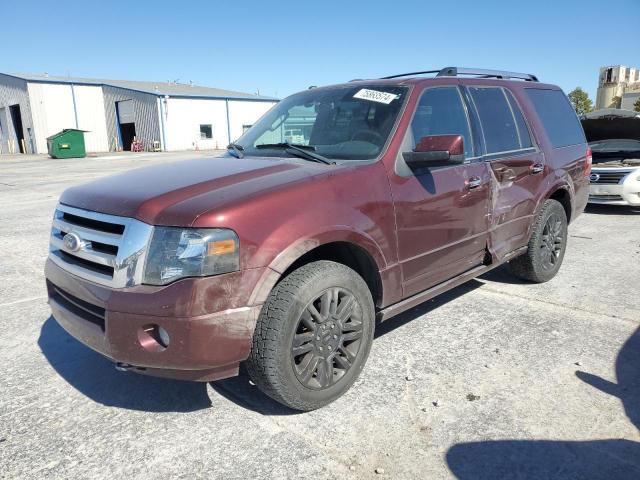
[242, 124, 252, 133]
[200, 124, 212, 139]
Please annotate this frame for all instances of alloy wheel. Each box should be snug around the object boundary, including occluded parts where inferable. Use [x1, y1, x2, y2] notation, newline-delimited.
[291, 287, 363, 390]
[540, 213, 564, 270]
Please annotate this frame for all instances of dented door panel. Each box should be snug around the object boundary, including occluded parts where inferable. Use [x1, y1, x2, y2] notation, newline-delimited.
[487, 150, 546, 260]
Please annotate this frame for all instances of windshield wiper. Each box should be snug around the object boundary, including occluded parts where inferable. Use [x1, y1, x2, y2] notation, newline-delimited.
[255, 142, 334, 165]
[227, 143, 244, 159]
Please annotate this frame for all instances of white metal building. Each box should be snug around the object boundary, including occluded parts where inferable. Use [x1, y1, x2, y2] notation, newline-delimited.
[0, 73, 278, 155]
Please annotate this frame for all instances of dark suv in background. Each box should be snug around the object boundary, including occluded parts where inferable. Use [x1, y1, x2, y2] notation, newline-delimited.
[46, 67, 590, 410]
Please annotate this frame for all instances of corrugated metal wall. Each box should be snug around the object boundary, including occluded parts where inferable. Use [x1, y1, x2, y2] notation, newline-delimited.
[28, 82, 76, 154]
[102, 86, 161, 151]
[0, 74, 36, 154]
[163, 97, 228, 150]
[227, 100, 276, 143]
[72, 85, 110, 152]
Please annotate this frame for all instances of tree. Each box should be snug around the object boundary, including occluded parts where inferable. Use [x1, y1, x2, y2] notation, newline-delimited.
[568, 87, 594, 115]
[634, 97, 640, 113]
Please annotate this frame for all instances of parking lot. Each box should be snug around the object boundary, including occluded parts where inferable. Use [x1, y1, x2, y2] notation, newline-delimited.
[1, 152, 639, 479]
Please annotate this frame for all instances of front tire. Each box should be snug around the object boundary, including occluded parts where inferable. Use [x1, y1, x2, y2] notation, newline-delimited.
[246, 261, 375, 411]
[509, 199, 568, 283]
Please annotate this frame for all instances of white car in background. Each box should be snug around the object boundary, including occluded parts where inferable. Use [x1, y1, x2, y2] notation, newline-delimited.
[581, 109, 640, 206]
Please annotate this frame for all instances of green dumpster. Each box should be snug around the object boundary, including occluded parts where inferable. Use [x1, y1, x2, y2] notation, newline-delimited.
[47, 129, 87, 159]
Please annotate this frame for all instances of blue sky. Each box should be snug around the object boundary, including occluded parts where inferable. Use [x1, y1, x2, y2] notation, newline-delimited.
[2, 0, 638, 100]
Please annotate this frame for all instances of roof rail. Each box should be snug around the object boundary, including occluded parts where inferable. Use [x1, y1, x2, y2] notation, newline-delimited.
[379, 67, 538, 82]
[437, 67, 538, 82]
[380, 70, 441, 80]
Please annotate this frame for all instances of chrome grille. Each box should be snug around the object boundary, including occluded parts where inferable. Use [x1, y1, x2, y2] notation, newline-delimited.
[590, 169, 632, 185]
[49, 204, 153, 288]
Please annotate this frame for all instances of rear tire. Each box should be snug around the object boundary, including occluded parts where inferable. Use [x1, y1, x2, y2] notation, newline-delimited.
[246, 261, 375, 411]
[508, 199, 568, 283]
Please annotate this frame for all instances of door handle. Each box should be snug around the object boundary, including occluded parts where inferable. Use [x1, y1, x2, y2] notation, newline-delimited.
[467, 176, 482, 189]
[530, 163, 544, 174]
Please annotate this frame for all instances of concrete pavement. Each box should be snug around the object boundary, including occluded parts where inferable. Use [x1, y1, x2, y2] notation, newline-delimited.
[1, 152, 638, 479]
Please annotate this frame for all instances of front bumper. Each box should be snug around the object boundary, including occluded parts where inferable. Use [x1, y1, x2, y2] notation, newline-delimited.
[589, 168, 640, 206]
[45, 259, 264, 381]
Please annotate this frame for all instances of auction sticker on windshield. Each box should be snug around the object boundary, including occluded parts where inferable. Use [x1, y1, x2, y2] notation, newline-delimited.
[353, 89, 399, 104]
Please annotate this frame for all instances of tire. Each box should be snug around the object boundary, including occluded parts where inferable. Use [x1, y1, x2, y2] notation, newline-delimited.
[246, 260, 375, 411]
[508, 199, 568, 283]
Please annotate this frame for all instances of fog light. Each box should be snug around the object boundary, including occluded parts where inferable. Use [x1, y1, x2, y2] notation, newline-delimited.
[138, 324, 170, 351]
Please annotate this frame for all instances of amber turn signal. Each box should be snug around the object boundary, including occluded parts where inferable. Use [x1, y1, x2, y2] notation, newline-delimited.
[207, 239, 236, 256]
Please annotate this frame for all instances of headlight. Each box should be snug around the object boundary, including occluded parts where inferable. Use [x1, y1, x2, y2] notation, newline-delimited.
[143, 227, 239, 285]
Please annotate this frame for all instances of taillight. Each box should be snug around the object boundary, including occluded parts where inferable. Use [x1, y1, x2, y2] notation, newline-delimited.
[584, 147, 592, 177]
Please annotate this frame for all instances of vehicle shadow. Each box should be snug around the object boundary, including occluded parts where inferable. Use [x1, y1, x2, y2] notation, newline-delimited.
[585, 204, 640, 215]
[38, 316, 213, 413]
[375, 279, 483, 338]
[210, 372, 301, 416]
[446, 327, 640, 479]
[477, 264, 530, 286]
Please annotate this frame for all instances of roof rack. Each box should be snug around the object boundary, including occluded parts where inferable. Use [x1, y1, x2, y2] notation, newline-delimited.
[380, 67, 539, 82]
[380, 70, 441, 80]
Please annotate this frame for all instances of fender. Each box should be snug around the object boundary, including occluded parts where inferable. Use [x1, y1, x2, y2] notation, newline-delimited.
[247, 226, 389, 307]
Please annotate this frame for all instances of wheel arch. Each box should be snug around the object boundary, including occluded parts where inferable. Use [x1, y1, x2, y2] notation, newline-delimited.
[537, 177, 573, 223]
[248, 230, 387, 309]
[548, 187, 573, 223]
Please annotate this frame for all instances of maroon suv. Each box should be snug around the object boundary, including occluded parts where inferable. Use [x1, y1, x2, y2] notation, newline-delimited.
[46, 67, 590, 410]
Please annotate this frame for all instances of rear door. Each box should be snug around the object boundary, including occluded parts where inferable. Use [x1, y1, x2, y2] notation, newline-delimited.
[466, 86, 545, 260]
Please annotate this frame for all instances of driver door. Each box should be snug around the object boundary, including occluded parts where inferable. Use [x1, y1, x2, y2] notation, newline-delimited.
[387, 86, 491, 297]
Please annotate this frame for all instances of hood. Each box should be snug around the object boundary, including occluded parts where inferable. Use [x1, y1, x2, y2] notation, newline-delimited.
[581, 109, 640, 143]
[60, 156, 325, 225]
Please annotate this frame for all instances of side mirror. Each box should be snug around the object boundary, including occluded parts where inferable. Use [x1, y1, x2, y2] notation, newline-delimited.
[402, 134, 465, 168]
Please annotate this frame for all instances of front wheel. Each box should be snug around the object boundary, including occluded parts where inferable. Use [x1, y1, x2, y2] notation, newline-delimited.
[246, 261, 375, 411]
[508, 199, 568, 283]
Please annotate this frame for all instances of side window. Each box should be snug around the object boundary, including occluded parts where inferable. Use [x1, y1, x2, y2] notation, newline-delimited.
[469, 87, 520, 154]
[525, 89, 586, 148]
[505, 90, 533, 149]
[411, 87, 473, 158]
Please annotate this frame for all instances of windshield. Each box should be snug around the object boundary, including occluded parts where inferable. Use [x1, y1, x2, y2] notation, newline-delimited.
[235, 85, 409, 161]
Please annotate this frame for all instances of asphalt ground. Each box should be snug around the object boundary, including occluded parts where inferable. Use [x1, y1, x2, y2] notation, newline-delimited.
[1, 152, 639, 479]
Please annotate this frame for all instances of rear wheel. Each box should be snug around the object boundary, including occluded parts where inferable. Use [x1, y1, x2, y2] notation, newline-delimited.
[509, 199, 568, 283]
[246, 260, 375, 411]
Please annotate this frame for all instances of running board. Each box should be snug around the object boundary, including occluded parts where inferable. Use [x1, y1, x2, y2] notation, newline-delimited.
[374, 244, 526, 323]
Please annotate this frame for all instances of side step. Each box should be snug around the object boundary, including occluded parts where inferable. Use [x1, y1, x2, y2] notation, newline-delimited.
[375, 246, 525, 322]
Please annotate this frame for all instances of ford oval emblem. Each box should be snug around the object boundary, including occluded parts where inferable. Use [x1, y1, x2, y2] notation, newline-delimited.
[63, 232, 83, 252]
[589, 173, 600, 183]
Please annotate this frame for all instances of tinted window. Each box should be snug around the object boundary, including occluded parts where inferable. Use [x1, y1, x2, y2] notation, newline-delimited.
[525, 89, 586, 148]
[469, 87, 520, 154]
[410, 87, 473, 158]
[505, 90, 533, 149]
